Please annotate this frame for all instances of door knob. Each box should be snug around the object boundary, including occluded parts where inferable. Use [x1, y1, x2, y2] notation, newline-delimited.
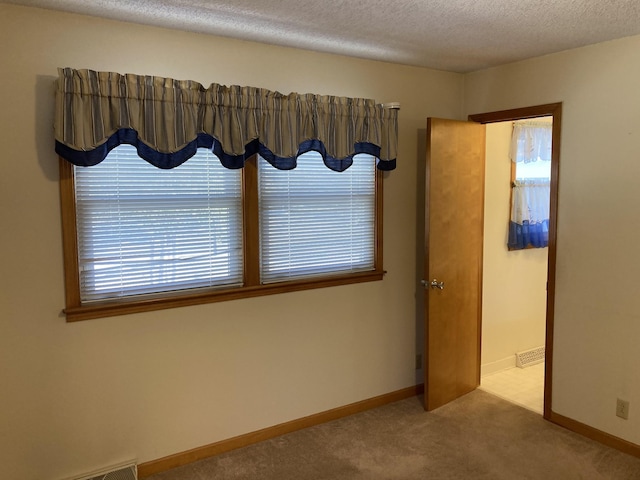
[421, 279, 445, 289]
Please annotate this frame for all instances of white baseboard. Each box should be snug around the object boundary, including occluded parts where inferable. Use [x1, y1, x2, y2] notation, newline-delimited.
[481, 356, 516, 377]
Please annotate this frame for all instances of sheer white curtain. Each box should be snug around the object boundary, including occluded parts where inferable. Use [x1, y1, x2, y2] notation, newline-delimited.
[508, 120, 552, 250]
[509, 120, 552, 163]
[509, 179, 550, 249]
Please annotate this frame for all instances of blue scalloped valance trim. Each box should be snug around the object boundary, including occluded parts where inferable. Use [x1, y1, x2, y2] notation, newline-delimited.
[56, 129, 396, 172]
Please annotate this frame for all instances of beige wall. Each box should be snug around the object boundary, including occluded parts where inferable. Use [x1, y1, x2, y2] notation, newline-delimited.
[482, 122, 547, 374]
[467, 35, 640, 444]
[0, 4, 463, 479]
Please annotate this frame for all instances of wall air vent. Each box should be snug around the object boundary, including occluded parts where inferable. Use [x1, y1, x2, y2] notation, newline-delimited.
[71, 462, 137, 480]
[515, 346, 545, 368]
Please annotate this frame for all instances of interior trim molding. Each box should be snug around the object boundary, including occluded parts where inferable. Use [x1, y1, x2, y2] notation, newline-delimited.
[549, 411, 640, 459]
[468, 102, 562, 422]
[137, 384, 424, 478]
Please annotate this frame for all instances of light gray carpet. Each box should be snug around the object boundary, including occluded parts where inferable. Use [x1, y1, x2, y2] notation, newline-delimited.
[146, 390, 640, 479]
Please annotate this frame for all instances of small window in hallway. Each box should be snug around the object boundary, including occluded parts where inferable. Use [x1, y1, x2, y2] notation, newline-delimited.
[508, 117, 552, 250]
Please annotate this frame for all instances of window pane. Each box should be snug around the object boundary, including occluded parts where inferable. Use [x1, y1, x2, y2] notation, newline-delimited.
[515, 160, 551, 180]
[74, 145, 243, 302]
[258, 152, 375, 283]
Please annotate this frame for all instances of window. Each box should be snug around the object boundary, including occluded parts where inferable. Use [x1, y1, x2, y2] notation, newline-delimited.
[514, 157, 551, 181]
[508, 119, 552, 250]
[55, 68, 395, 320]
[258, 152, 376, 283]
[73, 145, 243, 302]
[60, 147, 383, 321]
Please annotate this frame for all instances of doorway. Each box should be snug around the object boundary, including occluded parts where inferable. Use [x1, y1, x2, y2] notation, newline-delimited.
[470, 104, 560, 420]
[478, 118, 551, 414]
[421, 104, 561, 420]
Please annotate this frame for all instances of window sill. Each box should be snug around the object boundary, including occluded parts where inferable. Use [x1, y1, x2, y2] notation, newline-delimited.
[63, 270, 386, 322]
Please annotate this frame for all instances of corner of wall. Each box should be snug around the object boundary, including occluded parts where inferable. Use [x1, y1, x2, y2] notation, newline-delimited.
[460, 73, 468, 120]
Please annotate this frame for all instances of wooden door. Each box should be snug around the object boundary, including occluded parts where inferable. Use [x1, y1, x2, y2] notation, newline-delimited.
[424, 118, 486, 411]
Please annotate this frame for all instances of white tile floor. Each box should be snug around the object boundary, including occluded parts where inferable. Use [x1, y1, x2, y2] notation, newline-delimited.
[479, 362, 545, 414]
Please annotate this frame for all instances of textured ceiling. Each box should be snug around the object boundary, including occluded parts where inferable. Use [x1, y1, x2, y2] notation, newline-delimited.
[5, 0, 640, 72]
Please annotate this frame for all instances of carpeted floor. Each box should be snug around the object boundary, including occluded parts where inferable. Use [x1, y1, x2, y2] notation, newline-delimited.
[146, 390, 640, 479]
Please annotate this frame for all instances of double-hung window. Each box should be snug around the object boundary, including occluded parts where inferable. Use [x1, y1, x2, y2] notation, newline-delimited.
[72, 145, 243, 302]
[258, 152, 376, 283]
[60, 147, 382, 321]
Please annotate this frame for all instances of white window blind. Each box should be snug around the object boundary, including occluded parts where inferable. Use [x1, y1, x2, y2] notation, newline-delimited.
[74, 145, 243, 302]
[258, 152, 376, 283]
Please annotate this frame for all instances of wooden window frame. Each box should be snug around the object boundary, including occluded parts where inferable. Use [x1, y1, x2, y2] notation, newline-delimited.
[59, 155, 384, 322]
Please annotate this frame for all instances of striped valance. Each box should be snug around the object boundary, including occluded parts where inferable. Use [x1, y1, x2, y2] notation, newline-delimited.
[54, 68, 398, 171]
